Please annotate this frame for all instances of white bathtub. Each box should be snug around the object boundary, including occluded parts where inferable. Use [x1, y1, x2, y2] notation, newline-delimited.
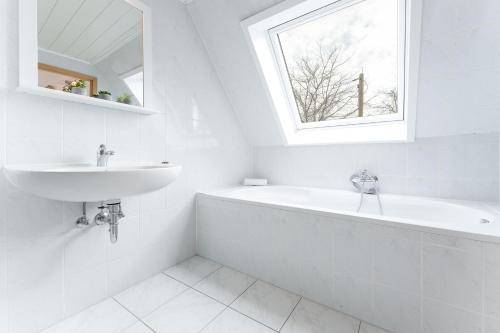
[196, 186, 500, 332]
[199, 185, 500, 243]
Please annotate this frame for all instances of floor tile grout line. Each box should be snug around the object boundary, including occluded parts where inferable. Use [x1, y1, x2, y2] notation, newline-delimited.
[161, 271, 203, 290]
[111, 297, 158, 333]
[189, 277, 279, 331]
[278, 296, 302, 332]
[162, 263, 223, 289]
[115, 282, 192, 327]
[228, 306, 280, 332]
[145, 260, 380, 333]
[227, 278, 258, 308]
[196, 305, 229, 333]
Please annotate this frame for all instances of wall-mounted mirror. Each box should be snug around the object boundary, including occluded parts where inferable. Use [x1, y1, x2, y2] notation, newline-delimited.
[19, 0, 155, 114]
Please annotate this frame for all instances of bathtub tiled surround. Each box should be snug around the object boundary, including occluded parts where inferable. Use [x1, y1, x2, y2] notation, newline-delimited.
[197, 196, 500, 333]
[254, 133, 499, 202]
[42, 256, 388, 333]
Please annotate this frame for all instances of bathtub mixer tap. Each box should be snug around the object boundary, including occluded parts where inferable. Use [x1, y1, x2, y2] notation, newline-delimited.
[350, 170, 383, 215]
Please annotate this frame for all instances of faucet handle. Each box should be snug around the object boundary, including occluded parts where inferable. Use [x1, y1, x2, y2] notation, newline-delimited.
[98, 144, 106, 155]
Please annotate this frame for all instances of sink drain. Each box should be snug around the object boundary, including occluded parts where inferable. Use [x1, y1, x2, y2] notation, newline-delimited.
[480, 219, 491, 224]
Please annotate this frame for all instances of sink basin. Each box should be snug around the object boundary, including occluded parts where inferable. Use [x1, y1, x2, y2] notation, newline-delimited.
[3, 162, 182, 202]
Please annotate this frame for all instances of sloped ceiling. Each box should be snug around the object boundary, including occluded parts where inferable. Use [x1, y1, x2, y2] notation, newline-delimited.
[187, 0, 285, 146]
[38, 0, 142, 64]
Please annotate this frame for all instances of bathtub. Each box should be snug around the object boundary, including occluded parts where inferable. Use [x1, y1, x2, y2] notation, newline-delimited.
[196, 186, 500, 332]
[198, 185, 500, 243]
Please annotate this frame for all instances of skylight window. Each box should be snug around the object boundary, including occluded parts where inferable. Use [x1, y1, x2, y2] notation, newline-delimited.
[242, 0, 421, 144]
[123, 69, 144, 106]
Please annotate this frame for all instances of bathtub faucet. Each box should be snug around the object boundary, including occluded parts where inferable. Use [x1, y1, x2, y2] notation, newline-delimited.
[350, 170, 383, 215]
[350, 169, 379, 194]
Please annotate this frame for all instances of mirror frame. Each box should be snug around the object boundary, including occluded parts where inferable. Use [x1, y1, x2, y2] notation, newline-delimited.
[18, 0, 157, 115]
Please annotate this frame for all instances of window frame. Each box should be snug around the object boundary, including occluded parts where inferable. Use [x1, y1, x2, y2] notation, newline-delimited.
[241, 0, 422, 145]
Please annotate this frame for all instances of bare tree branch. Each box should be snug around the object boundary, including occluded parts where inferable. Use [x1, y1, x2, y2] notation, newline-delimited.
[286, 42, 398, 122]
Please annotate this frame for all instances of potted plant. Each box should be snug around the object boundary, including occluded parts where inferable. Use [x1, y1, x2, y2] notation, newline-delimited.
[116, 93, 132, 104]
[97, 90, 112, 101]
[63, 79, 87, 95]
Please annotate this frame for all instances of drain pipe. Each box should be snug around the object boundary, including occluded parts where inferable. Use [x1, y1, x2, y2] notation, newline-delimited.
[91, 200, 126, 243]
[107, 202, 124, 243]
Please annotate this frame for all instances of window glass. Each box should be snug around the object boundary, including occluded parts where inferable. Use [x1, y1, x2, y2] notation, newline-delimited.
[277, 0, 399, 124]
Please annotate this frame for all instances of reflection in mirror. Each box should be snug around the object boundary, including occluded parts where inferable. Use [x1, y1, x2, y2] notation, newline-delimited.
[37, 0, 144, 106]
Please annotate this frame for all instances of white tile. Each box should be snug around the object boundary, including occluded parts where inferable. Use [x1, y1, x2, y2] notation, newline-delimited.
[333, 275, 373, 323]
[422, 298, 482, 333]
[485, 316, 500, 333]
[195, 266, 256, 305]
[281, 298, 360, 333]
[144, 289, 225, 333]
[422, 233, 483, 254]
[5, 185, 64, 238]
[120, 321, 154, 333]
[106, 253, 158, 296]
[372, 227, 421, 293]
[231, 280, 300, 330]
[333, 221, 372, 279]
[372, 285, 420, 333]
[62, 103, 106, 163]
[64, 264, 107, 317]
[359, 322, 390, 333]
[295, 215, 334, 307]
[423, 244, 483, 312]
[485, 243, 500, 317]
[6, 236, 65, 333]
[106, 216, 141, 261]
[41, 299, 137, 333]
[64, 223, 107, 272]
[5, 137, 62, 164]
[201, 308, 274, 333]
[6, 93, 62, 140]
[165, 255, 222, 286]
[115, 274, 188, 318]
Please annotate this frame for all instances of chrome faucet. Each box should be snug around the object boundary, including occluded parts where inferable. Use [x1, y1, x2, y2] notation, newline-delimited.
[350, 169, 379, 194]
[350, 169, 383, 215]
[97, 144, 115, 167]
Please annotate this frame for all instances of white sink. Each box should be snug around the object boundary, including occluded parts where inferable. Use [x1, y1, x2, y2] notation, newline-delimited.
[3, 162, 182, 202]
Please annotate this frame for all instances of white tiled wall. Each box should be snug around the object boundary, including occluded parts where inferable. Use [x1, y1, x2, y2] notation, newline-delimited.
[253, 133, 499, 201]
[197, 196, 500, 333]
[0, 0, 251, 332]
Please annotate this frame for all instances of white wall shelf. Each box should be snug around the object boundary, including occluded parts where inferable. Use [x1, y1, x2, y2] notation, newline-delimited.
[17, 86, 160, 115]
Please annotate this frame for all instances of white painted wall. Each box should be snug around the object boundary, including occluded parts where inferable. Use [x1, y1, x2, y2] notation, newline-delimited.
[0, 0, 251, 332]
[187, 0, 500, 201]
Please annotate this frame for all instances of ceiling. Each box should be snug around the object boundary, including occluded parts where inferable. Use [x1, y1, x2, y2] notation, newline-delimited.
[38, 0, 142, 65]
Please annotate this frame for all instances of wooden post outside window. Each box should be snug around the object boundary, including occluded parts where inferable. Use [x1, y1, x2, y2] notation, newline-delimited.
[357, 72, 364, 117]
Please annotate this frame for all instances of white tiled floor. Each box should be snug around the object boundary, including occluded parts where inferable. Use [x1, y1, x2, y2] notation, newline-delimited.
[41, 256, 391, 333]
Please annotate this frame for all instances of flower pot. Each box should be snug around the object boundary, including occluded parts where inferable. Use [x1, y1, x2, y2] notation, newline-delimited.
[98, 94, 112, 101]
[71, 87, 86, 95]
